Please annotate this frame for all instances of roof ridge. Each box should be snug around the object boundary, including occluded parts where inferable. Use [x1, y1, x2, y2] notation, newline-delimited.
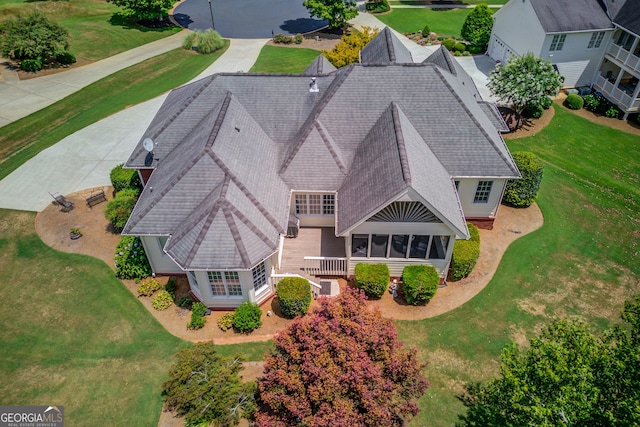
[222, 202, 252, 268]
[206, 91, 233, 149]
[280, 66, 353, 173]
[384, 27, 397, 63]
[182, 201, 222, 267]
[390, 102, 411, 186]
[433, 66, 519, 176]
[315, 119, 347, 174]
[226, 202, 277, 252]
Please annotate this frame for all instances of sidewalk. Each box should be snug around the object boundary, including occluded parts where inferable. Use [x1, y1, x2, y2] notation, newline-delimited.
[0, 31, 186, 127]
[0, 38, 268, 212]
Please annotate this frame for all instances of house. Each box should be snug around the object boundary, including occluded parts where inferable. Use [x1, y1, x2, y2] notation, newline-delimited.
[488, 0, 640, 118]
[122, 28, 520, 309]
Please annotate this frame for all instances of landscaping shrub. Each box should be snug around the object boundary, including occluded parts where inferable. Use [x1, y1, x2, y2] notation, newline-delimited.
[401, 265, 439, 305]
[522, 104, 544, 119]
[104, 188, 139, 232]
[137, 277, 162, 296]
[468, 45, 483, 54]
[182, 31, 198, 50]
[422, 24, 430, 35]
[188, 302, 207, 329]
[454, 42, 467, 53]
[467, 221, 480, 243]
[165, 277, 177, 299]
[218, 312, 234, 331]
[583, 94, 599, 111]
[503, 151, 544, 208]
[197, 29, 225, 54]
[365, 0, 389, 13]
[55, 51, 76, 65]
[273, 33, 294, 44]
[276, 277, 311, 318]
[295, 33, 304, 44]
[176, 295, 193, 308]
[233, 302, 262, 333]
[461, 3, 493, 50]
[354, 263, 390, 298]
[322, 26, 379, 68]
[451, 239, 480, 281]
[152, 290, 173, 310]
[605, 106, 620, 118]
[441, 38, 456, 51]
[20, 58, 42, 72]
[565, 93, 584, 110]
[110, 163, 142, 193]
[115, 236, 153, 279]
[539, 95, 553, 110]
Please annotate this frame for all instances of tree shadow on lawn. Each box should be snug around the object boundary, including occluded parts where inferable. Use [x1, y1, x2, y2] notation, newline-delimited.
[109, 13, 178, 32]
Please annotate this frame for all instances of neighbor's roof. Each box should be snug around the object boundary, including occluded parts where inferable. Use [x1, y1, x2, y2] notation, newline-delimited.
[606, 0, 640, 35]
[123, 29, 517, 271]
[529, 0, 613, 32]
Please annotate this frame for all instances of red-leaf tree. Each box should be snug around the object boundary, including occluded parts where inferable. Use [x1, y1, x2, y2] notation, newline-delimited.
[256, 288, 428, 426]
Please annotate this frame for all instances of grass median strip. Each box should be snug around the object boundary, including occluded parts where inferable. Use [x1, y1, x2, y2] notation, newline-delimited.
[0, 42, 228, 181]
[249, 45, 321, 74]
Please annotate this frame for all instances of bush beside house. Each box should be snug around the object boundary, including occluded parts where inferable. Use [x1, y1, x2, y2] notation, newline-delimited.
[110, 163, 142, 193]
[503, 151, 544, 208]
[276, 277, 311, 318]
[451, 222, 480, 281]
[188, 302, 207, 329]
[115, 236, 152, 279]
[233, 302, 262, 333]
[401, 265, 440, 305]
[354, 263, 390, 298]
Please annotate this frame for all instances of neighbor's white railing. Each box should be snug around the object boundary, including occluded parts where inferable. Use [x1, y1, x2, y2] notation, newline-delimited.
[303, 256, 347, 277]
[271, 273, 322, 298]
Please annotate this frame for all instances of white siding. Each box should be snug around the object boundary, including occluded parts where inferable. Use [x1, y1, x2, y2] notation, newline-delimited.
[456, 178, 506, 218]
[542, 31, 613, 87]
[140, 236, 183, 275]
[489, 0, 546, 61]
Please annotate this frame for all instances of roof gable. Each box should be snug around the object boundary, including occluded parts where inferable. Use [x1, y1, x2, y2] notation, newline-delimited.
[302, 55, 337, 76]
[529, 0, 612, 32]
[360, 27, 414, 65]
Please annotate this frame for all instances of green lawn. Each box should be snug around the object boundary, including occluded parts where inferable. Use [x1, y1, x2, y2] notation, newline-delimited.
[249, 45, 321, 74]
[0, 0, 181, 61]
[375, 8, 487, 37]
[0, 209, 186, 424]
[0, 43, 228, 181]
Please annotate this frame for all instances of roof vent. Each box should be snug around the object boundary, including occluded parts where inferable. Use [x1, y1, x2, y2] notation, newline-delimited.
[309, 77, 319, 93]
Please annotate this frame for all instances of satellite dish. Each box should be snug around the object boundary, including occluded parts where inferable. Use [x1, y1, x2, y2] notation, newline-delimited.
[143, 138, 154, 152]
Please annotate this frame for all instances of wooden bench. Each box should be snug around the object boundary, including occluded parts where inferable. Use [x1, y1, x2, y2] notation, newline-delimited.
[86, 189, 107, 208]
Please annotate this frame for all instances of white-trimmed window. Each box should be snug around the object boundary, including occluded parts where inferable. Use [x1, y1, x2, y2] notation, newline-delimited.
[208, 271, 242, 296]
[295, 194, 335, 216]
[588, 31, 605, 49]
[550, 34, 566, 52]
[474, 181, 493, 203]
[252, 262, 267, 292]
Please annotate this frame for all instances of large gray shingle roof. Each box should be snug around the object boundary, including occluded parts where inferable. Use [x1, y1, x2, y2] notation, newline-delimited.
[124, 31, 517, 270]
[529, 0, 612, 32]
[606, 0, 640, 35]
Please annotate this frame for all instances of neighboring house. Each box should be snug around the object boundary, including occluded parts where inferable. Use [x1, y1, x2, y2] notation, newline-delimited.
[122, 28, 519, 309]
[488, 0, 640, 118]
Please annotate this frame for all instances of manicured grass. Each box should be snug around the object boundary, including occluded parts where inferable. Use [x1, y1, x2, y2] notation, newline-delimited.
[0, 209, 186, 425]
[397, 106, 640, 426]
[0, 0, 181, 61]
[216, 340, 274, 361]
[0, 43, 228, 181]
[249, 45, 321, 74]
[375, 8, 488, 37]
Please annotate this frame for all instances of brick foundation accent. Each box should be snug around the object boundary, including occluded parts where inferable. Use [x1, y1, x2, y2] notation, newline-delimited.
[466, 217, 496, 230]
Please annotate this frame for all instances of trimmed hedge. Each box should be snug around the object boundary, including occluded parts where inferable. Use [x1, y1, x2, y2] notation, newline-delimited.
[366, 0, 390, 13]
[276, 277, 311, 318]
[354, 263, 390, 298]
[451, 239, 480, 281]
[468, 221, 480, 243]
[401, 265, 439, 305]
[523, 104, 543, 119]
[152, 290, 173, 310]
[115, 236, 152, 279]
[233, 302, 262, 333]
[503, 151, 544, 208]
[565, 93, 584, 110]
[137, 277, 162, 297]
[188, 302, 207, 329]
[218, 312, 234, 331]
[441, 39, 456, 51]
[110, 163, 142, 193]
[104, 188, 139, 232]
[55, 51, 76, 65]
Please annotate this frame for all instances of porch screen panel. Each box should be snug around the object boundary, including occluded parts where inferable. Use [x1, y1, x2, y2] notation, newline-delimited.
[409, 235, 430, 259]
[370, 234, 389, 257]
[352, 234, 368, 257]
[429, 236, 450, 260]
[390, 235, 409, 258]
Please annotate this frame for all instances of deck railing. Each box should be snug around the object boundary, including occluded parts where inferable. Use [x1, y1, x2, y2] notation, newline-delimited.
[594, 75, 640, 110]
[607, 43, 640, 72]
[303, 256, 347, 277]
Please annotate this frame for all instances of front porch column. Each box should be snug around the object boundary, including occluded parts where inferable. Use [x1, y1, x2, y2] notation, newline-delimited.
[626, 37, 640, 67]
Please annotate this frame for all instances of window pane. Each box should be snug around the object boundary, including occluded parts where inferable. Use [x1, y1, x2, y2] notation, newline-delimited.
[410, 235, 430, 259]
[252, 262, 267, 291]
[474, 180, 493, 203]
[352, 234, 368, 257]
[390, 235, 409, 258]
[323, 194, 335, 215]
[370, 234, 389, 257]
[225, 272, 242, 296]
[308, 194, 321, 214]
[295, 194, 307, 215]
[429, 236, 450, 260]
[208, 271, 226, 295]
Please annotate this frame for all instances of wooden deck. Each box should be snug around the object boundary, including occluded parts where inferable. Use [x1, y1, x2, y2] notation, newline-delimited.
[279, 227, 346, 275]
